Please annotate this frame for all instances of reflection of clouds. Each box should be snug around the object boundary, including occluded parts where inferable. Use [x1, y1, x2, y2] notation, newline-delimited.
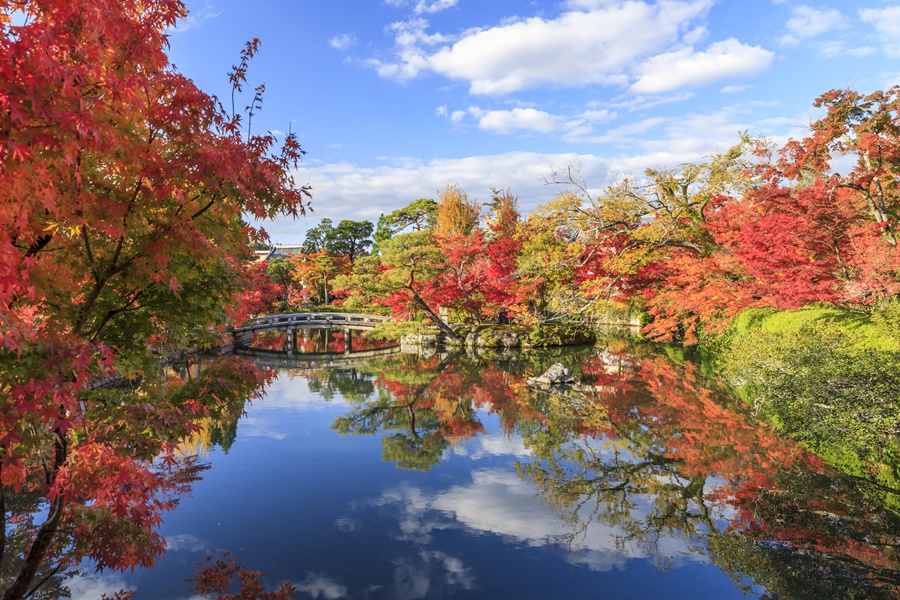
[67, 575, 135, 600]
[429, 551, 476, 590]
[372, 485, 454, 544]
[392, 551, 477, 600]
[164, 533, 208, 552]
[253, 374, 353, 411]
[466, 434, 531, 460]
[238, 415, 289, 440]
[704, 476, 740, 523]
[433, 469, 567, 545]
[335, 516, 361, 532]
[393, 557, 430, 599]
[378, 469, 704, 571]
[231, 369, 369, 441]
[296, 572, 349, 599]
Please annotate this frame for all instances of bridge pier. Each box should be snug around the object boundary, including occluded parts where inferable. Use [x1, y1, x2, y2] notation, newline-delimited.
[288, 328, 298, 356]
[344, 328, 352, 354]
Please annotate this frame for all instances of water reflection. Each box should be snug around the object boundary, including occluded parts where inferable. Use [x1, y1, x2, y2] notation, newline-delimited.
[247, 327, 396, 355]
[322, 347, 900, 598]
[0, 352, 265, 600]
[13, 343, 900, 599]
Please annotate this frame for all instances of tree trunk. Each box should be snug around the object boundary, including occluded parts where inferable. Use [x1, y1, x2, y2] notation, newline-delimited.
[405, 288, 463, 344]
[3, 431, 67, 600]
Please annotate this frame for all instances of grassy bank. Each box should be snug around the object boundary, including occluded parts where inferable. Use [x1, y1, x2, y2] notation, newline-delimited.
[728, 305, 900, 351]
[716, 304, 900, 513]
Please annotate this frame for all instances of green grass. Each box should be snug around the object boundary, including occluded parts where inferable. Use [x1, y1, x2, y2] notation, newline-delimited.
[729, 306, 900, 352]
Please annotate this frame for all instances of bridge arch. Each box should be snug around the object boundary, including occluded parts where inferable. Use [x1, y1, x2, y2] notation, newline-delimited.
[231, 312, 392, 353]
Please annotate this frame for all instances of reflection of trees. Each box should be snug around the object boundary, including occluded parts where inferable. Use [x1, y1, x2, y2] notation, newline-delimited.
[332, 353, 484, 471]
[324, 344, 900, 597]
[709, 470, 900, 599]
[302, 367, 376, 403]
[0, 357, 265, 599]
[177, 414, 240, 456]
[516, 364, 712, 568]
[329, 350, 593, 471]
[252, 330, 290, 351]
[517, 357, 900, 598]
[2, 449, 210, 599]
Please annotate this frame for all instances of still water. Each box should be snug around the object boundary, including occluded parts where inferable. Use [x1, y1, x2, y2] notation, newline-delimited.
[83, 337, 900, 599]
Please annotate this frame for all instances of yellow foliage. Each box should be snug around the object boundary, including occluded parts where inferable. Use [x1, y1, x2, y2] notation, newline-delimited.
[434, 183, 480, 238]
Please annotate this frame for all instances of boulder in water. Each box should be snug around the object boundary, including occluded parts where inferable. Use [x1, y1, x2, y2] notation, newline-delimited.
[529, 363, 576, 385]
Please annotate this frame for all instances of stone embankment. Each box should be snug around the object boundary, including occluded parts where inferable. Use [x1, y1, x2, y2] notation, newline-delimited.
[401, 324, 596, 352]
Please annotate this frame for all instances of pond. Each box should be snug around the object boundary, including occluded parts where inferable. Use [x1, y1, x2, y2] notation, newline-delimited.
[72, 337, 900, 599]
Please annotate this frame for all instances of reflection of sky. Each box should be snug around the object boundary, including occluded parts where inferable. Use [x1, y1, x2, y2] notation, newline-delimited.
[371, 469, 706, 573]
[257, 373, 353, 410]
[451, 432, 531, 460]
[66, 575, 135, 600]
[77, 363, 757, 600]
[228, 370, 366, 441]
[295, 572, 349, 599]
[164, 533, 208, 552]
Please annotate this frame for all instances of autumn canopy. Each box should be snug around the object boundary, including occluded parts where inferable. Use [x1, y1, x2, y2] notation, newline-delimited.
[0, 0, 307, 596]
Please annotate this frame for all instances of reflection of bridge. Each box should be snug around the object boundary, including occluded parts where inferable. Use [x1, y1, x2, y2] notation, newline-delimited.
[231, 312, 392, 357]
[233, 346, 401, 368]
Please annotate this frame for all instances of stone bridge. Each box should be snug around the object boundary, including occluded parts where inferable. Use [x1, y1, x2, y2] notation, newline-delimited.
[231, 312, 392, 355]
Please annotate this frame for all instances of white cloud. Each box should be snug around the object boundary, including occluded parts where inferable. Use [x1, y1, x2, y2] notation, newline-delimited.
[579, 108, 615, 122]
[253, 111, 773, 243]
[778, 5, 846, 47]
[629, 39, 773, 94]
[860, 6, 900, 57]
[335, 516, 362, 531]
[435, 105, 448, 117]
[372, 484, 456, 543]
[329, 34, 357, 51]
[441, 104, 616, 139]
[390, 551, 477, 600]
[430, 1, 714, 95]
[414, 0, 457, 14]
[720, 84, 751, 94]
[365, 18, 450, 81]
[253, 104, 812, 243]
[366, 1, 773, 95]
[474, 107, 562, 134]
[239, 415, 289, 440]
[600, 110, 755, 172]
[682, 25, 708, 46]
[171, 0, 221, 33]
[815, 40, 876, 58]
[609, 91, 696, 112]
[426, 551, 477, 591]
[279, 152, 609, 227]
[392, 557, 432, 600]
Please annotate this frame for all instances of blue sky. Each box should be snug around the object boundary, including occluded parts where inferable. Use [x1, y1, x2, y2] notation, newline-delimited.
[167, 0, 900, 243]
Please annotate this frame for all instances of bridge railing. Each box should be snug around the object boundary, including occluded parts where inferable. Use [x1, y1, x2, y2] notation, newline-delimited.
[232, 312, 391, 334]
